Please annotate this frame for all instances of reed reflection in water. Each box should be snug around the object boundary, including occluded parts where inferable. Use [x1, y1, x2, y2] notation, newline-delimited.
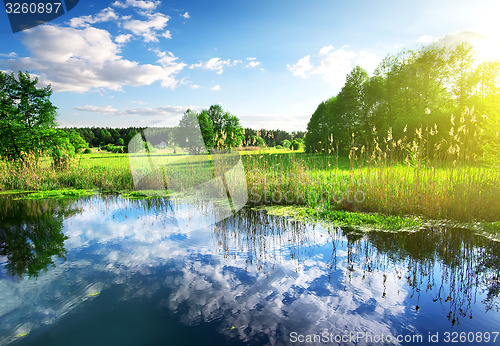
[0, 196, 498, 345]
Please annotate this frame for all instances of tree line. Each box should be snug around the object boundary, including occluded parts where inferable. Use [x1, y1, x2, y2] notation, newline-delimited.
[61, 110, 305, 151]
[304, 42, 500, 162]
[0, 70, 304, 166]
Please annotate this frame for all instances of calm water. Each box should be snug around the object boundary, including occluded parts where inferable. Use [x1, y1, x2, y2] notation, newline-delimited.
[0, 196, 499, 345]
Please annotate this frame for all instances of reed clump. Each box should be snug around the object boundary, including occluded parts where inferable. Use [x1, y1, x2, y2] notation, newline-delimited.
[244, 108, 500, 222]
[0, 152, 134, 191]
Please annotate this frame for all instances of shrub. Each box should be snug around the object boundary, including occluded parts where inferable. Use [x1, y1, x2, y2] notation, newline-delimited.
[291, 140, 301, 151]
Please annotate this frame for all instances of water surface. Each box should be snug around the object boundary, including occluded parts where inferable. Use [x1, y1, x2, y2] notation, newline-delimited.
[0, 196, 499, 345]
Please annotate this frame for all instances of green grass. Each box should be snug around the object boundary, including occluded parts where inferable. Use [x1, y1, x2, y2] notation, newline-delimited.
[13, 189, 97, 200]
[0, 149, 499, 232]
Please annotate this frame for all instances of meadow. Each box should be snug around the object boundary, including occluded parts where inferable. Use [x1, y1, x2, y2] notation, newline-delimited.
[1, 142, 499, 229]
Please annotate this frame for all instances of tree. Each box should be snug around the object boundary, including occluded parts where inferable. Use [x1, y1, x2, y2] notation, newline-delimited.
[331, 66, 369, 151]
[304, 98, 335, 153]
[205, 105, 244, 150]
[197, 109, 214, 149]
[290, 139, 301, 151]
[282, 139, 292, 150]
[252, 135, 265, 147]
[67, 130, 89, 153]
[175, 109, 206, 154]
[0, 71, 58, 160]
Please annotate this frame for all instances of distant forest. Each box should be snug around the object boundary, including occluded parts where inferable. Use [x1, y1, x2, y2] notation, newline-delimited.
[60, 126, 305, 149]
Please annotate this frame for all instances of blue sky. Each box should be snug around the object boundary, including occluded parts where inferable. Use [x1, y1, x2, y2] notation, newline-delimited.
[1, 0, 499, 131]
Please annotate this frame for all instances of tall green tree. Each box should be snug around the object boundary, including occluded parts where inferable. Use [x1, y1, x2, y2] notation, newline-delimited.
[331, 66, 369, 150]
[175, 109, 206, 154]
[305, 99, 331, 153]
[205, 105, 244, 150]
[0, 71, 58, 160]
[197, 109, 214, 149]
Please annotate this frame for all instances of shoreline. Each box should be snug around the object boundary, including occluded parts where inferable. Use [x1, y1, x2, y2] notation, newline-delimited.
[2, 188, 499, 241]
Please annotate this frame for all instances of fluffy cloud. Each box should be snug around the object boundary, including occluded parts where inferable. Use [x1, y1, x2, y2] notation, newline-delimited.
[69, 7, 119, 28]
[74, 105, 120, 114]
[287, 46, 381, 90]
[181, 12, 190, 19]
[115, 33, 133, 44]
[190, 57, 242, 74]
[416, 30, 500, 63]
[122, 12, 170, 42]
[210, 85, 221, 91]
[0, 52, 17, 58]
[245, 57, 261, 68]
[416, 35, 435, 44]
[75, 104, 196, 117]
[161, 30, 172, 39]
[112, 0, 160, 11]
[239, 113, 308, 132]
[1, 25, 185, 92]
[287, 55, 312, 78]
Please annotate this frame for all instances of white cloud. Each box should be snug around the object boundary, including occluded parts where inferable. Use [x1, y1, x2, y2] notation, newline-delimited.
[434, 30, 500, 62]
[210, 85, 221, 91]
[245, 57, 261, 68]
[69, 7, 119, 28]
[74, 105, 120, 114]
[287, 55, 313, 78]
[161, 30, 172, 39]
[287, 46, 381, 90]
[416, 35, 435, 44]
[115, 34, 132, 44]
[75, 104, 195, 117]
[1, 25, 185, 92]
[190, 84, 200, 89]
[319, 45, 334, 56]
[190, 57, 242, 74]
[0, 52, 16, 58]
[122, 12, 170, 42]
[435, 30, 486, 48]
[417, 30, 500, 63]
[239, 114, 308, 132]
[112, 0, 159, 11]
[181, 11, 190, 19]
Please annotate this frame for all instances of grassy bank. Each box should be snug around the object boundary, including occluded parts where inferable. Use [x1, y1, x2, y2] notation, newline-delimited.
[243, 151, 500, 222]
[0, 149, 499, 225]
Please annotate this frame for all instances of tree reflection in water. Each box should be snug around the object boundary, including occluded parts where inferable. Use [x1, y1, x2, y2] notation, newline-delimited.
[0, 197, 77, 279]
[214, 208, 500, 326]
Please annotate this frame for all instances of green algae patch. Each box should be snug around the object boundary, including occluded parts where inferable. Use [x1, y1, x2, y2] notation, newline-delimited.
[467, 221, 500, 242]
[120, 190, 179, 199]
[120, 191, 160, 199]
[13, 189, 97, 200]
[256, 205, 500, 241]
[256, 205, 424, 232]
